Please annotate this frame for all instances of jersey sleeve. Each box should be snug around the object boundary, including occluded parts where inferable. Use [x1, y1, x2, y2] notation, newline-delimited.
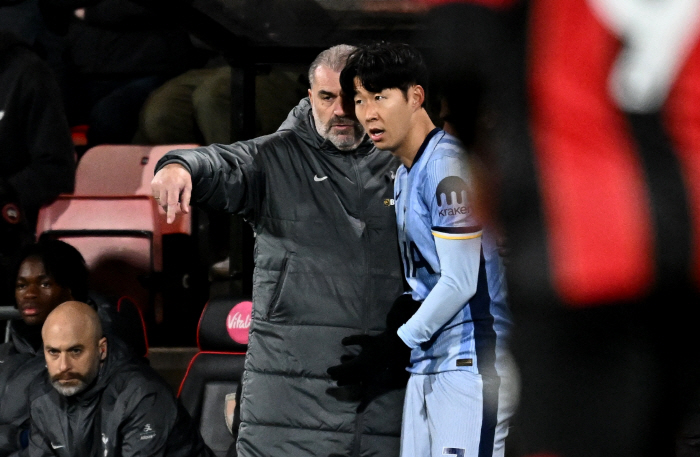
[424, 153, 482, 241]
[397, 235, 481, 347]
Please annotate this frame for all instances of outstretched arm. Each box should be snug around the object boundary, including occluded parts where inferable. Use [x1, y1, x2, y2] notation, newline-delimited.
[151, 143, 261, 223]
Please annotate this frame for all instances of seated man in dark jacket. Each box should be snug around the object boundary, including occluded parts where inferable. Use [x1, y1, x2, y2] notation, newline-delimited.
[24, 301, 210, 457]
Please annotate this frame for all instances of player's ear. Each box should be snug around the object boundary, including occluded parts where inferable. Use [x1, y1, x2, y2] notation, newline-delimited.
[411, 85, 425, 110]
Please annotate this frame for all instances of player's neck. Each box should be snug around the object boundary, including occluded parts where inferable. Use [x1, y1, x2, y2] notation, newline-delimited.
[394, 110, 436, 168]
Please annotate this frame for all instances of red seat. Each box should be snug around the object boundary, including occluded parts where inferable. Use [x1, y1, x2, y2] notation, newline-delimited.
[178, 296, 251, 457]
[74, 144, 198, 235]
[37, 144, 203, 339]
[36, 195, 161, 315]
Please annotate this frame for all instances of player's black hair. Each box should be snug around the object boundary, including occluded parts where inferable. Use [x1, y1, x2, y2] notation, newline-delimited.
[340, 42, 429, 106]
[14, 239, 89, 301]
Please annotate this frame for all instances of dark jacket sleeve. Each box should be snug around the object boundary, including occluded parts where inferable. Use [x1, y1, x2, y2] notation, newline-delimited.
[0, 356, 46, 457]
[155, 142, 263, 218]
[22, 413, 52, 457]
[5, 58, 75, 215]
[0, 424, 21, 457]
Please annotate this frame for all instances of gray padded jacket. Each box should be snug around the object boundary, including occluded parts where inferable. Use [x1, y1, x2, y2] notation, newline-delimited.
[156, 98, 406, 457]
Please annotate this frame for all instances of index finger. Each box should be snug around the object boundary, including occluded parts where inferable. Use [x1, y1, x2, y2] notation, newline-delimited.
[166, 200, 179, 224]
[165, 189, 181, 224]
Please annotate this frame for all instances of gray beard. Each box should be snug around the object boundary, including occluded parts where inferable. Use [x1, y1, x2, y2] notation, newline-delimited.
[52, 379, 89, 397]
[312, 113, 364, 151]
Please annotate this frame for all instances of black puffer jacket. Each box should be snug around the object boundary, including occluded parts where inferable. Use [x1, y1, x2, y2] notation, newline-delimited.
[24, 337, 210, 457]
[156, 98, 406, 457]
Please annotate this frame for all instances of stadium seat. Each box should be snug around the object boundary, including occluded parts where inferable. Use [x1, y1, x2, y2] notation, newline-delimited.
[46, 144, 209, 344]
[73, 144, 198, 235]
[178, 296, 251, 457]
[36, 195, 161, 314]
[113, 295, 149, 358]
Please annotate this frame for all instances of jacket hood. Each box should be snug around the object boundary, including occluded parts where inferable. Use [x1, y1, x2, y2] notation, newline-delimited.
[277, 98, 375, 155]
[71, 335, 134, 403]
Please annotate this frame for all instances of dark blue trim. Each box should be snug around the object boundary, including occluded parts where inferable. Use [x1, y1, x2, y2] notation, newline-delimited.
[407, 128, 441, 173]
[472, 249, 500, 457]
[432, 225, 482, 234]
[478, 376, 500, 457]
[472, 251, 497, 377]
[469, 248, 501, 457]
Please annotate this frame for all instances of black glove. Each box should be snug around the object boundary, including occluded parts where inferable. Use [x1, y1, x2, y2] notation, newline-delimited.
[327, 330, 409, 387]
[326, 294, 421, 410]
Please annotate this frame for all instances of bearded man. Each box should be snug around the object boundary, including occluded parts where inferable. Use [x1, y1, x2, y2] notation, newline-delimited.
[151, 45, 406, 457]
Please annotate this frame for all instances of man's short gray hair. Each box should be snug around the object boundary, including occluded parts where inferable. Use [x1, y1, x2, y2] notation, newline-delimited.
[308, 44, 357, 88]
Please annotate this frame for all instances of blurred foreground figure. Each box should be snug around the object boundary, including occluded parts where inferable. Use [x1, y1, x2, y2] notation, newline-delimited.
[418, 0, 700, 456]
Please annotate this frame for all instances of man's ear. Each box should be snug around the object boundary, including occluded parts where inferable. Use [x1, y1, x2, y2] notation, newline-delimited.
[308, 88, 313, 102]
[98, 337, 107, 361]
[411, 85, 425, 110]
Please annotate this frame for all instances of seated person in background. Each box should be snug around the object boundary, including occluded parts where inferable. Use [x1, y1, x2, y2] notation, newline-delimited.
[44, 0, 203, 149]
[0, 31, 75, 304]
[0, 239, 144, 456]
[24, 301, 211, 457]
[133, 58, 306, 146]
[0, 239, 83, 376]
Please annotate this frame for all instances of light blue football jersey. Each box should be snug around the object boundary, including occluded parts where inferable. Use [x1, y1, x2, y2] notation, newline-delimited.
[395, 129, 512, 375]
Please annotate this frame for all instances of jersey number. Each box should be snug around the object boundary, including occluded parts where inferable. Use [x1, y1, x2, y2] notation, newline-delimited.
[402, 241, 435, 278]
[443, 448, 465, 457]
